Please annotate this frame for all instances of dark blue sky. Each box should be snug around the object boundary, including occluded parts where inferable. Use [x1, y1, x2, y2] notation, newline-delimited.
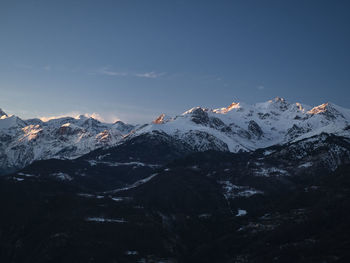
[1, 0, 349, 123]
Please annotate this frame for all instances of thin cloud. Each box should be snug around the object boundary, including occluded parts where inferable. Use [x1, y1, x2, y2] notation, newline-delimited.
[97, 67, 128, 76]
[135, 71, 165, 79]
[94, 67, 165, 79]
[257, 85, 265, 90]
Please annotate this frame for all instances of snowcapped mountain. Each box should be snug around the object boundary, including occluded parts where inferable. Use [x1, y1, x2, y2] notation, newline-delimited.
[2, 99, 350, 263]
[0, 110, 135, 174]
[1, 98, 350, 174]
[130, 97, 350, 152]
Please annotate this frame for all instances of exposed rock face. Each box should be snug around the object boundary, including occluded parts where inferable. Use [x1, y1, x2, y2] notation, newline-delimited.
[286, 124, 311, 140]
[248, 120, 263, 138]
[190, 108, 210, 125]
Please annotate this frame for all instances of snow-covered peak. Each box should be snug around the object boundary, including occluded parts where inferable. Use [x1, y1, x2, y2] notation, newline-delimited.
[44, 116, 76, 127]
[254, 97, 290, 112]
[153, 114, 172, 124]
[295, 102, 306, 112]
[111, 121, 135, 135]
[77, 114, 88, 120]
[308, 103, 331, 115]
[182, 106, 209, 115]
[272, 96, 287, 103]
[81, 117, 104, 129]
[25, 118, 44, 126]
[213, 102, 242, 114]
[306, 102, 350, 120]
[0, 115, 26, 131]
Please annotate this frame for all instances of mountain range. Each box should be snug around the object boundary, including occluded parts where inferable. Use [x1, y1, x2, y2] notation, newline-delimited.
[1, 97, 350, 262]
[1, 97, 350, 174]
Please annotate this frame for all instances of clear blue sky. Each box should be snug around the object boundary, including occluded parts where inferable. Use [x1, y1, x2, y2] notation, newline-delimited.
[1, 0, 349, 123]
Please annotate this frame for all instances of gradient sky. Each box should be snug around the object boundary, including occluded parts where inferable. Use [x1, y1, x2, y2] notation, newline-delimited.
[1, 0, 349, 123]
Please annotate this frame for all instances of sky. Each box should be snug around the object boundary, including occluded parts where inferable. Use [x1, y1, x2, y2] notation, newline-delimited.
[0, 0, 350, 123]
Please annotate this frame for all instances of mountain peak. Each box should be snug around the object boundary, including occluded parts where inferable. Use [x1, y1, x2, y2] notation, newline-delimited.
[183, 106, 208, 115]
[265, 97, 290, 111]
[112, 121, 135, 134]
[114, 120, 125, 125]
[306, 102, 344, 118]
[213, 102, 243, 114]
[223, 102, 241, 113]
[153, 113, 171, 124]
[272, 97, 287, 103]
[77, 114, 88, 120]
[305, 102, 350, 122]
[0, 108, 8, 118]
[295, 102, 305, 111]
[307, 103, 330, 115]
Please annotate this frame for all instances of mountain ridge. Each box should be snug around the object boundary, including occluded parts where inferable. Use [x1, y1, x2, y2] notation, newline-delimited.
[1, 97, 350, 174]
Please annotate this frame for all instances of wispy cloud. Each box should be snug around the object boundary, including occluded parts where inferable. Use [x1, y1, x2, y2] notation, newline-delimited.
[14, 64, 166, 79]
[97, 67, 128, 76]
[94, 67, 165, 79]
[135, 71, 165, 79]
[257, 85, 265, 90]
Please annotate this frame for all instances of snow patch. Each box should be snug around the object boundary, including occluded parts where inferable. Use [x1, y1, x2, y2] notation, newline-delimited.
[13, 177, 24, 181]
[125, 251, 138, 256]
[88, 160, 160, 168]
[298, 162, 313, 168]
[219, 181, 263, 199]
[254, 167, 289, 177]
[85, 217, 126, 223]
[236, 209, 247, 217]
[17, 172, 35, 177]
[107, 173, 158, 193]
[51, 172, 73, 181]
